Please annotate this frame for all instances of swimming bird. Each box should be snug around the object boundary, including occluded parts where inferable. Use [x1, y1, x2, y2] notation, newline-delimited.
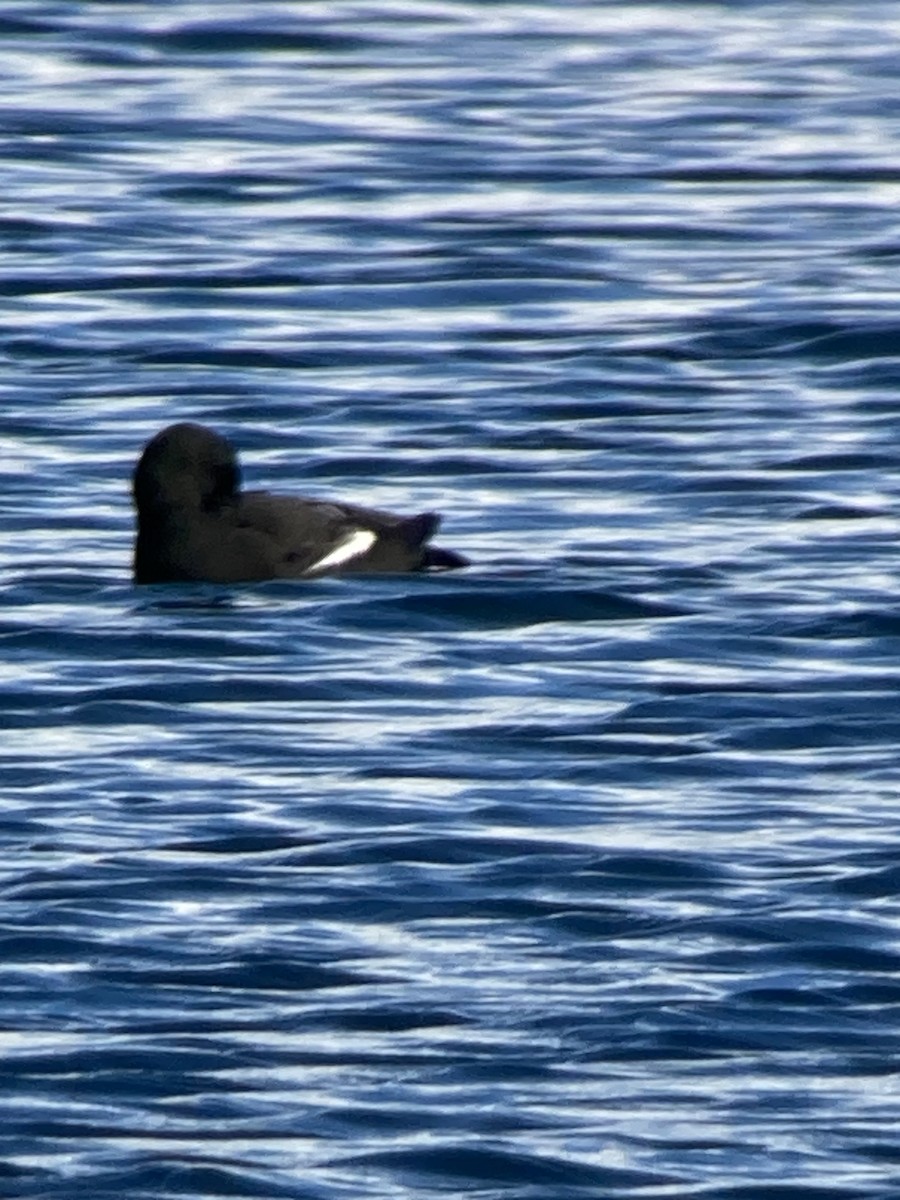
[132, 422, 469, 584]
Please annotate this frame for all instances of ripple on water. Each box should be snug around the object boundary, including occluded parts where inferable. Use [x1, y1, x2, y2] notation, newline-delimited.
[4, 2, 900, 1198]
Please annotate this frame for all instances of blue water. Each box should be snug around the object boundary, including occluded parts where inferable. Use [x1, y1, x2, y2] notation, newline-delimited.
[3, 2, 900, 1197]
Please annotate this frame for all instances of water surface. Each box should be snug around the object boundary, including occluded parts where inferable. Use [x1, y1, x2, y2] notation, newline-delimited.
[3, 3, 900, 1198]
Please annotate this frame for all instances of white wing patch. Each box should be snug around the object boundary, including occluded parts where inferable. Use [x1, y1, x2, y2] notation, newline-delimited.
[305, 528, 377, 574]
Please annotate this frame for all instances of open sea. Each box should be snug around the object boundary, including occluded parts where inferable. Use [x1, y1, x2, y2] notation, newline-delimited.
[4, 2, 900, 1197]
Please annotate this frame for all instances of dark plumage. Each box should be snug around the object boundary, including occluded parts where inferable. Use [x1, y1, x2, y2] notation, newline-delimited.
[132, 422, 469, 584]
